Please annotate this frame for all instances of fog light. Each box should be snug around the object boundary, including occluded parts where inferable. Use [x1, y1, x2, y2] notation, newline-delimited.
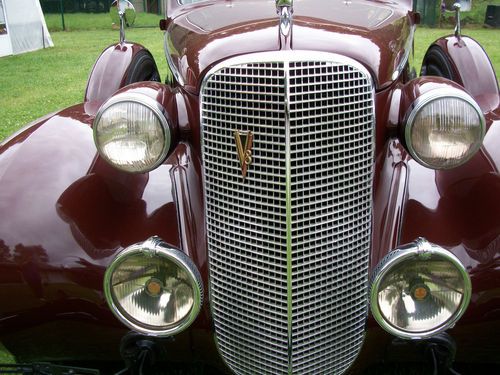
[104, 237, 203, 336]
[370, 238, 471, 339]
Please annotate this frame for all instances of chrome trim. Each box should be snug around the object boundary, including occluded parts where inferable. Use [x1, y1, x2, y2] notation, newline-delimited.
[164, 32, 185, 86]
[370, 238, 472, 340]
[454, 2, 462, 40]
[103, 236, 204, 337]
[391, 24, 415, 81]
[277, 4, 293, 37]
[111, 1, 136, 44]
[283, 58, 293, 374]
[200, 50, 375, 374]
[119, 9, 125, 45]
[404, 87, 486, 170]
[93, 92, 172, 173]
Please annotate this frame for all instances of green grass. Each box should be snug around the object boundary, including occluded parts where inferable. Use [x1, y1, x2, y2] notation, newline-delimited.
[2, 26, 499, 142]
[44, 12, 163, 32]
[0, 342, 15, 364]
[457, 0, 500, 26]
[414, 28, 500, 75]
[0, 28, 169, 141]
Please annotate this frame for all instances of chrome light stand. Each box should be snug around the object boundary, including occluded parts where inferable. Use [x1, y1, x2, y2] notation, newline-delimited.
[453, 2, 462, 40]
[119, 4, 126, 45]
[110, 0, 136, 46]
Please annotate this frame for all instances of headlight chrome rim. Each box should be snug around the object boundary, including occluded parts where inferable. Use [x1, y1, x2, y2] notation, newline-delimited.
[404, 88, 485, 170]
[370, 238, 471, 340]
[104, 236, 203, 337]
[93, 92, 171, 173]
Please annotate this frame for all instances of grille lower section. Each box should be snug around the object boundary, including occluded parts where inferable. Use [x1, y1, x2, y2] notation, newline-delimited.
[201, 52, 374, 375]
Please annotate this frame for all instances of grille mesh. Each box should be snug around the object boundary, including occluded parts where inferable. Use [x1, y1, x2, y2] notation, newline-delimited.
[201, 52, 374, 375]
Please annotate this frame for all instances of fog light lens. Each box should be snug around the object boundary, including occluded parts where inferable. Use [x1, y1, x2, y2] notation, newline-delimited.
[370, 238, 471, 339]
[104, 237, 203, 336]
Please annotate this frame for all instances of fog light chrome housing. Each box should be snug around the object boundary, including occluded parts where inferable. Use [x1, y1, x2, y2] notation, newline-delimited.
[104, 237, 203, 336]
[370, 238, 471, 339]
[404, 88, 485, 169]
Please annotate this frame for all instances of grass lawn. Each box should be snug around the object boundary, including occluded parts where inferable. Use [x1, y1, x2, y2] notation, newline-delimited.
[0, 27, 168, 141]
[1, 26, 499, 142]
[414, 28, 500, 72]
[44, 12, 162, 31]
[0, 342, 15, 364]
[452, 0, 500, 26]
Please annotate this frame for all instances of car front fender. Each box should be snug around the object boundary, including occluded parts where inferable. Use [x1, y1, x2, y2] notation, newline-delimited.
[0, 103, 208, 334]
[423, 35, 500, 113]
[370, 106, 500, 364]
[84, 42, 160, 103]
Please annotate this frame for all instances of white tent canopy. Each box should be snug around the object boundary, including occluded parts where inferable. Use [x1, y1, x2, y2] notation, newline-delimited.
[0, 0, 53, 57]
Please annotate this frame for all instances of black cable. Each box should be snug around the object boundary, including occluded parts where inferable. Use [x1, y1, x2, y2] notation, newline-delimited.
[114, 367, 129, 375]
[138, 349, 149, 375]
[429, 345, 438, 375]
[448, 367, 461, 375]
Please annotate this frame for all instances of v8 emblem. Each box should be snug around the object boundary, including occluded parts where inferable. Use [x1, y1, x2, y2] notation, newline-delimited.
[234, 130, 254, 180]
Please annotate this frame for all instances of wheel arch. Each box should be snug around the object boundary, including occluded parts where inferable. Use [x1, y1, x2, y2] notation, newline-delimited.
[421, 36, 499, 113]
[84, 42, 161, 103]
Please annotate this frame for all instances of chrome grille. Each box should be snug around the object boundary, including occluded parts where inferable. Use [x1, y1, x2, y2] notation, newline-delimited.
[201, 52, 374, 375]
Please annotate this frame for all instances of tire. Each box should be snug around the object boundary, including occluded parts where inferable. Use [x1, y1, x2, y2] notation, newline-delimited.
[125, 49, 161, 85]
[420, 46, 456, 81]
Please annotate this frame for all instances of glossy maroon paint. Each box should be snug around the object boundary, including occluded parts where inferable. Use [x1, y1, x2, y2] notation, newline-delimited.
[85, 42, 150, 103]
[0, 101, 179, 305]
[166, 0, 414, 92]
[0, 0, 500, 372]
[370, 129, 500, 365]
[0, 80, 221, 363]
[367, 73, 500, 367]
[431, 35, 500, 113]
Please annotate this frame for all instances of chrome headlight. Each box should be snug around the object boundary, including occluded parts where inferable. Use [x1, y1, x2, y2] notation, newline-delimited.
[405, 88, 485, 169]
[93, 93, 171, 173]
[104, 237, 203, 336]
[370, 238, 471, 339]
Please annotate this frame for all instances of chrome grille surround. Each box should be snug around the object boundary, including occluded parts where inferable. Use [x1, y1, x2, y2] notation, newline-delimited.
[200, 51, 374, 375]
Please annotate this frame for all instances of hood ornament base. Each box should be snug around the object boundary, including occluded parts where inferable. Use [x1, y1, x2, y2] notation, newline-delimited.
[276, 0, 293, 38]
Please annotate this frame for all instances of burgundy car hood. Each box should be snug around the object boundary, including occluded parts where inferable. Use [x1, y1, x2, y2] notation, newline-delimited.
[166, 0, 414, 92]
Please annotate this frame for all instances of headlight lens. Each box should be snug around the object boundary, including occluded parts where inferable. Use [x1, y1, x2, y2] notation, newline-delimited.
[370, 238, 471, 339]
[405, 89, 485, 169]
[94, 93, 171, 173]
[104, 237, 203, 336]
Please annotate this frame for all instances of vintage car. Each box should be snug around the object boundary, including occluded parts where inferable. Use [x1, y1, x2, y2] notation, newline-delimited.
[0, 0, 499, 374]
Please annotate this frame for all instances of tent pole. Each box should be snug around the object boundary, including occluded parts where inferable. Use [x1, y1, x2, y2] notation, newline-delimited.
[60, 0, 66, 31]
